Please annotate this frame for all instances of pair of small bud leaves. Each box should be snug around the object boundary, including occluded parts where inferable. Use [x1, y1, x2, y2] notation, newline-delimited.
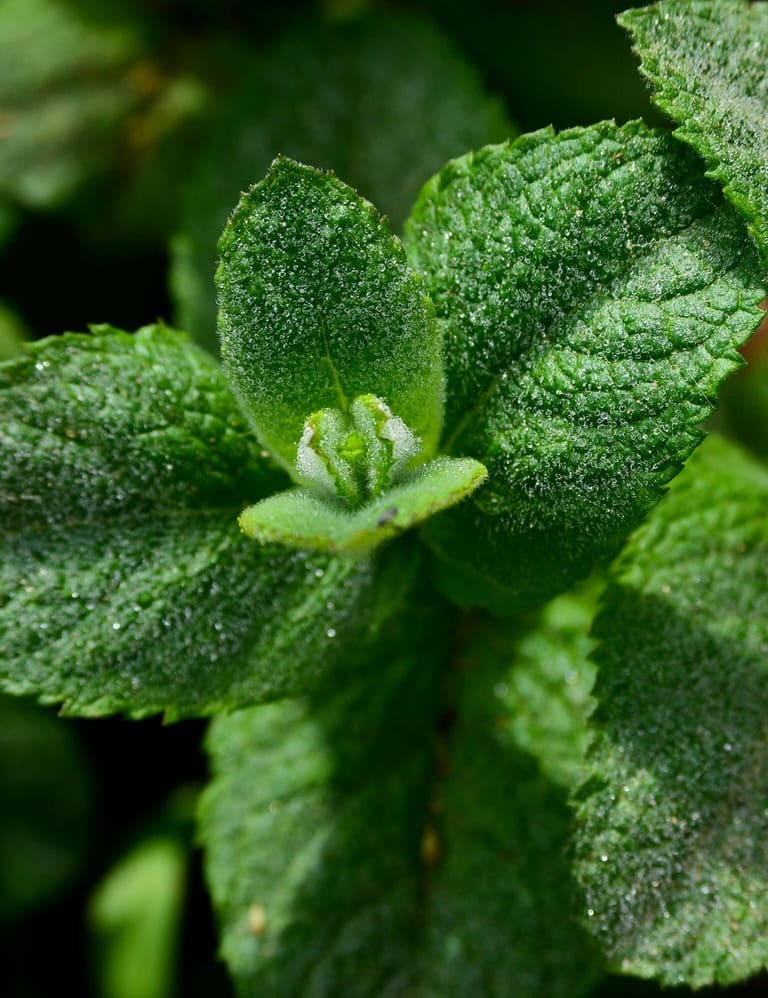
[237, 390, 486, 557]
[296, 394, 422, 507]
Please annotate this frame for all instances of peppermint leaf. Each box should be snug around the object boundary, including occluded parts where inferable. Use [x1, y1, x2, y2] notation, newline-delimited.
[405, 121, 763, 611]
[572, 434, 768, 987]
[217, 158, 445, 472]
[200, 602, 600, 996]
[619, 0, 768, 263]
[0, 326, 407, 718]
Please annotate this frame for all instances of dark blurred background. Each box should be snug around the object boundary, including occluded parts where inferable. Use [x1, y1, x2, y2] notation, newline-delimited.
[1, 1, 766, 995]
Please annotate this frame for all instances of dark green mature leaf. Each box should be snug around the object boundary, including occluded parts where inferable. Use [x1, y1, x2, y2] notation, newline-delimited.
[239, 457, 487, 556]
[572, 434, 768, 988]
[405, 121, 764, 612]
[0, 695, 92, 920]
[416, 614, 602, 997]
[0, 326, 410, 718]
[619, 0, 768, 263]
[200, 600, 600, 996]
[170, 11, 512, 348]
[0, 0, 144, 208]
[217, 158, 444, 472]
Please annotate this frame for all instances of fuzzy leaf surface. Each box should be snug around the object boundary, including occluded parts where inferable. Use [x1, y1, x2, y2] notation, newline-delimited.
[170, 11, 511, 348]
[572, 435, 768, 987]
[200, 601, 600, 996]
[619, 0, 768, 262]
[0, 326, 406, 718]
[405, 121, 763, 611]
[217, 158, 444, 472]
[495, 581, 600, 791]
[239, 457, 487, 556]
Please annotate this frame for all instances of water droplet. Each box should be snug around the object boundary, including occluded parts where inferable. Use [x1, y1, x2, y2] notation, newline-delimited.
[493, 683, 509, 698]
[326, 628, 336, 639]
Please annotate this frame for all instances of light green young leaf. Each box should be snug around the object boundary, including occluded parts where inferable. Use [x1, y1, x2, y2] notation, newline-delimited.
[239, 457, 486, 556]
[572, 434, 768, 988]
[0, 0, 145, 208]
[0, 695, 92, 920]
[0, 301, 25, 361]
[405, 121, 763, 612]
[619, 0, 768, 263]
[170, 11, 512, 348]
[200, 600, 600, 996]
[90, 835, 187, 998]
[0, 326, 411, 718]
[217, 158, 444, 472]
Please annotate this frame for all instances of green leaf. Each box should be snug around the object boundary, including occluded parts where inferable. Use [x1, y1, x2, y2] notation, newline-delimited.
[90, 835, 187, 998]
[239, 457, 487, 556]
[572, 434, 768, 988]
[404, 121, 764, 612]
[170, 10, 512, 348]
[0, 326, 411, 718]
[200, 599, 601, 996]
[217, 157, 445, 472]
[0, 301, 25, 361]
[0, 0, 145, 208]
[0, 695, 92, 920]
[619, 0, 768, 263]
[496, 580, 601, 791]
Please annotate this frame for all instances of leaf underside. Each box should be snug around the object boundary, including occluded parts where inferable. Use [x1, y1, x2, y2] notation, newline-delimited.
[0, 326, 412, 718]
[405, 120, 763, 612]
[572, 434, 768, 988]
[619, 0, 768, 264]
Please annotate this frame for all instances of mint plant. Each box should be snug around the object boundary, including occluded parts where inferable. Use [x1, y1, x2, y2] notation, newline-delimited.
[2, 1, 768, 993]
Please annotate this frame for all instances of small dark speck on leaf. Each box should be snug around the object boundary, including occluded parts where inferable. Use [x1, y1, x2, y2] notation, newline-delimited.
[376, 506, 398, 527]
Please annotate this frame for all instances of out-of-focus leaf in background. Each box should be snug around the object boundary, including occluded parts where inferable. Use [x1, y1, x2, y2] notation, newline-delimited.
[0, 694, 92, 920]
[171, 9, 513, 350]
[89, 786, 195, 998]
